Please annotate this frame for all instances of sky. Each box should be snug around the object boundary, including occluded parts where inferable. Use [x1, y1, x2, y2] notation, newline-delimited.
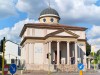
[0, 0, 100, 52]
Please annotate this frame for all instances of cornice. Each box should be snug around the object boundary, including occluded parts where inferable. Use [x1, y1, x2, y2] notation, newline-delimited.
[19, 23, 87, 37]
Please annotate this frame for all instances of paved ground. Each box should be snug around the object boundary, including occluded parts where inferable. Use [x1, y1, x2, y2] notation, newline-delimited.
[21, 72, 100, 75]
[0, 70, 100, 75]
[17, 72, 100, 75]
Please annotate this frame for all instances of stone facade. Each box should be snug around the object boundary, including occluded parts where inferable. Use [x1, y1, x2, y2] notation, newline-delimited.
[20, 7, 87, 71]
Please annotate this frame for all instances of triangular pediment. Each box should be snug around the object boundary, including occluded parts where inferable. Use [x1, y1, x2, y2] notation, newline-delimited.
[45, 29, 79, 38]
[55, 32, 72, 36]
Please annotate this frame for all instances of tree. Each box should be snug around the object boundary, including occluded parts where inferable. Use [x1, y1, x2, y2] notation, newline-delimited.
[96, 50, 100, 64]
[90, 50, 100, 64]
[97, 50, 100, 56]
[86, 42, 91, 56]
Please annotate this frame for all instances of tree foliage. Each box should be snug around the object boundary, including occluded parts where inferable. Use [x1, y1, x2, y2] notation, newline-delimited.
[97, 50, 100, 56]
[86, 42, 91, 56]
[90, 50, 100, 64]
[96, 50, 100, 63]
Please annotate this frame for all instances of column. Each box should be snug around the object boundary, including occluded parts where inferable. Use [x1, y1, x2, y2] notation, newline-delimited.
[78, 45, 81, 63]
[83, 44, 87, 70]
[32, 43, 34, 64]
[88, 59, 90, 69]
[43, 43, 46, 64]
[67, 41, 70, 65]
[29, 43, 31, 64]
[46, 42, 49, 64]
[25, 43, 29, 64]
[29, 43, 34, 64]
[48, 41, 52, 64]
[32, 28, 35, 36]
[75, 42, 78, 65]
[27, 43, 29, 64]
[57, 41, 60, 65]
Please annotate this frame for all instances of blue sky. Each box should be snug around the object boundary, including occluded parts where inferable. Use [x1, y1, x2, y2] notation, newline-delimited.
[0, 11, 27, 29]
[0, 0, 100, 51]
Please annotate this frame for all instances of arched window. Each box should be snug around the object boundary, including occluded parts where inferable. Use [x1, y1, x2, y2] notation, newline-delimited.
[43, 18, 46, 22]
[50, 18, 54, 22]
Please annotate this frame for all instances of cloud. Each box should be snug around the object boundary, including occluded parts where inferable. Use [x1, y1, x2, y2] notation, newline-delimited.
[87, 25, 100, 51]
[0, 0, 100, 25]
[16, 0, 47, 19]
[0, 0, 18, 19]
[87, 25, 100, 39]
[16, 0, 100, 25]
[0, 0, 100, 51]
[88, 38, 100, 45]
[55, 0, 100, 25]
[88, 38, 100, 52]
[0, 18, 38, 43]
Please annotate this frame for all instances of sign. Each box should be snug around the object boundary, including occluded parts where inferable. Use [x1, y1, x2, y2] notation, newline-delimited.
[4, 65, 9, 75]
[78, 63, 84, 70]
[9, 64, 17, 75]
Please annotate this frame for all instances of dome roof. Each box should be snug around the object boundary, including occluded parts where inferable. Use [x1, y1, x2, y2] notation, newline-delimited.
[39, 8, 60, 19]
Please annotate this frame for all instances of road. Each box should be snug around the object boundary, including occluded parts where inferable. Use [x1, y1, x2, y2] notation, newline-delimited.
[0, 70, 100, 75]
[20, 72, 100, 75]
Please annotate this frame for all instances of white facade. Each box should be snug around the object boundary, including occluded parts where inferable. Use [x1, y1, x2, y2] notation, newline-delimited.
[20, 27, 87, 71]
[4, 40, 20, 65]
[20, 7, 87, 71]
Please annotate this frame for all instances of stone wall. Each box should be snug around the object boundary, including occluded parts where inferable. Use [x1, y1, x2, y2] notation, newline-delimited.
[25, 64, 55, 71]
[57, 64, 78, 72]
[25, 64, 78, 72]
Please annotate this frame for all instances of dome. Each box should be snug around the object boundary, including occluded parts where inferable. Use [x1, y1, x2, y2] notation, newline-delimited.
[39, 8, 60, 19]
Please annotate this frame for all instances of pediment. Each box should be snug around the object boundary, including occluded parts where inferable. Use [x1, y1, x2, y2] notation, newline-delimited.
[55, 32, 72, 36]
[45, 29, 79, 38]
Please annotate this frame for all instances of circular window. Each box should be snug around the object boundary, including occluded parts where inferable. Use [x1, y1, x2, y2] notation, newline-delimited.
[43, 18, 46, 22]
[50, 18, 54, 22]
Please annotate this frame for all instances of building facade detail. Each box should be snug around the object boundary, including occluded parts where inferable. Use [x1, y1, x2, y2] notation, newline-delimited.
[20, 7, 87, 71]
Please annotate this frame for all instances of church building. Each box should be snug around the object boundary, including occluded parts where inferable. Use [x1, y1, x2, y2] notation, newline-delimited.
[20, 7, 87, 71]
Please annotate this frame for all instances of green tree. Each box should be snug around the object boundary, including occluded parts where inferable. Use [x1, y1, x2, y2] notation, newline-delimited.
[97, 49, 100, 56]
[90, 50, 100, 64]
[96, 50, 100, 63]
[90, 52, 97, 64]
[86, 42, 91, 56]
